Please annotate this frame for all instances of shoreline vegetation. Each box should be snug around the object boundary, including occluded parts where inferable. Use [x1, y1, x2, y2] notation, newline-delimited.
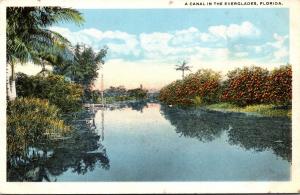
[205, 103, 291, 118]
[6, 7, 101, 180]
[159, 65, 292, 118]
[6, 7, 153, 181]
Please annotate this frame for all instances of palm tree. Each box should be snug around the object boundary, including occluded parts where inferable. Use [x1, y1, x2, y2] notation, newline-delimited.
[175, 60, 192, 79]
[54, 44, 107, 93]
[6, 7, 84, 100]
[34, 43, 75, 77]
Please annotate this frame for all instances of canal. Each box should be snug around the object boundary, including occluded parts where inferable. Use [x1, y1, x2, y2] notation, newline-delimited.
[8, 101, 291, 181]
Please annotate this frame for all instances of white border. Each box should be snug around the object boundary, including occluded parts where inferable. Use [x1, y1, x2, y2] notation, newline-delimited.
[1, 0, 300, 193]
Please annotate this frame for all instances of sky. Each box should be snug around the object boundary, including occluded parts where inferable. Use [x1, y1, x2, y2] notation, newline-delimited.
[20, 8, 289, 90]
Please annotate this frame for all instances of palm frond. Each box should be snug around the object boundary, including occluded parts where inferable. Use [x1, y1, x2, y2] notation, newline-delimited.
[7, 7, 83, 66]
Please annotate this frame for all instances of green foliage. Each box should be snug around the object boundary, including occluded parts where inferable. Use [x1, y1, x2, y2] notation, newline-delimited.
[7, 97, 70, 158]
[193, 96, 203, 106]
[159, 69, 222, 106]
[6, 7, 84, 101]
[54, 44, 107, 95]
[127, 88, 148, 99]
[16, 73, 84, 113]
[104, 86, 127, 97]
[83, 89, 104, 103]
[90, 90, 102, 103]
[175, 60, 191, 79]
[7, 7, 84, 65]
[104, 86, 148, 103]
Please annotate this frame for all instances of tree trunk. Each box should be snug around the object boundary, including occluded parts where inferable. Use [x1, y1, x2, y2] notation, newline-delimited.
[10, 62, 17, 100]
[6, 64, 12, 100]
[11, 80, 17, 100]
[101, 73, 104, 105]
[182, 70, 184, 79]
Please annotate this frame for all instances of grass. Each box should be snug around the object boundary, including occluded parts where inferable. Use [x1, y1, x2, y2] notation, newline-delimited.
[206, 103, 291, 118]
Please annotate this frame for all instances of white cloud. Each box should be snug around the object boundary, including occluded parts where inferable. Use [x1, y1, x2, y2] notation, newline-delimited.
[208, 21, 260, 40]
[49, 22, 289, 73]
[231, 33, 288, 63]
[49, 27, 140, 57]
[264, 33, 289, 61]
[199, 33, 216, 42]
[209, 25, 227, 39]
[50, 21, 261, 61]
[268, 33, 288, 49]
[140, 32, 173, 55]
[192, 47, 229, 61]
[171, 27, 199, 45]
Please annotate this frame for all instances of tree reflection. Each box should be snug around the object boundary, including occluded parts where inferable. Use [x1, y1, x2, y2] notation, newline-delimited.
[227, 116, 291, 162]
[160, 105, 229, 142]
[160, 105, 292, 162]
[126, 100, 148, 112]
[7, 109, 110, 181]
[106, 100, 149, 112]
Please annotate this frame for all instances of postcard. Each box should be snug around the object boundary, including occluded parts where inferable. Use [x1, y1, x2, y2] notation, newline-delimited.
[0, 0, 300, 193]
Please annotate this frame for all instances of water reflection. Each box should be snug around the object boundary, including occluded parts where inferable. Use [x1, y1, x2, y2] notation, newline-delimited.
[106, 100, 149, 112]
[160, 105, 230, 142]
[8, 102, 292, 181]
[127, 100, 148, 112]
[160, 105, 292, 162]
[7, 109, 110, 181]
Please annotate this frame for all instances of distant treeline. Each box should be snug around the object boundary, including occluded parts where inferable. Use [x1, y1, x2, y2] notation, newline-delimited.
[96, 86, 148, 103]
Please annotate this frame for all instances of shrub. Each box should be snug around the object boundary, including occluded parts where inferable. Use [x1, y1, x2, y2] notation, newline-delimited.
[266, 65, 292, 105]
[16, 73, 84, 113]
[83, 89, 102, 103]
[221, 66, 269, 106]
[221, 65, 292, 106]
[193, 96, 203, 106]
[127, 88, 148, 99]
[159, 80, 192, 106]
[7, 97, 70, 158]
[159, 69, 221, 106]
[160, 65, 292, 107]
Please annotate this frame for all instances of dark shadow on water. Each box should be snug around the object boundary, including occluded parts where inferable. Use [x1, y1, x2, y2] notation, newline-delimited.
[160, 105, 292, 162]
[7, 109, 110, 182]
[106, 100, 149, 112]
[126, 100, 148, 112]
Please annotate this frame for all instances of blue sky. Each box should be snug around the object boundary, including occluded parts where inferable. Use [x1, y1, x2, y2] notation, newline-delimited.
[49, 8, 289, 89]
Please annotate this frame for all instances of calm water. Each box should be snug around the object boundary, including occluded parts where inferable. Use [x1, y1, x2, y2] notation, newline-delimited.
[8, 102, 291, 181]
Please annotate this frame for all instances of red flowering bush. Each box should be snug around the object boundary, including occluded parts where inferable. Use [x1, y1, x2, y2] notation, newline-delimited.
[221, 65, 292, 106]
[266, 65, 292, 105]
[159, 69, 222, 106]
[160, 65, 292, 107]
[221, 66, 269, 106]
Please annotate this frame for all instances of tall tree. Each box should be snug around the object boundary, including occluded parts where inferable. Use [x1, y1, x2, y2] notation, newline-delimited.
[6, 7, 84, 100]
[175, 60, 192, 79]
[54, 44, 108, 99]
